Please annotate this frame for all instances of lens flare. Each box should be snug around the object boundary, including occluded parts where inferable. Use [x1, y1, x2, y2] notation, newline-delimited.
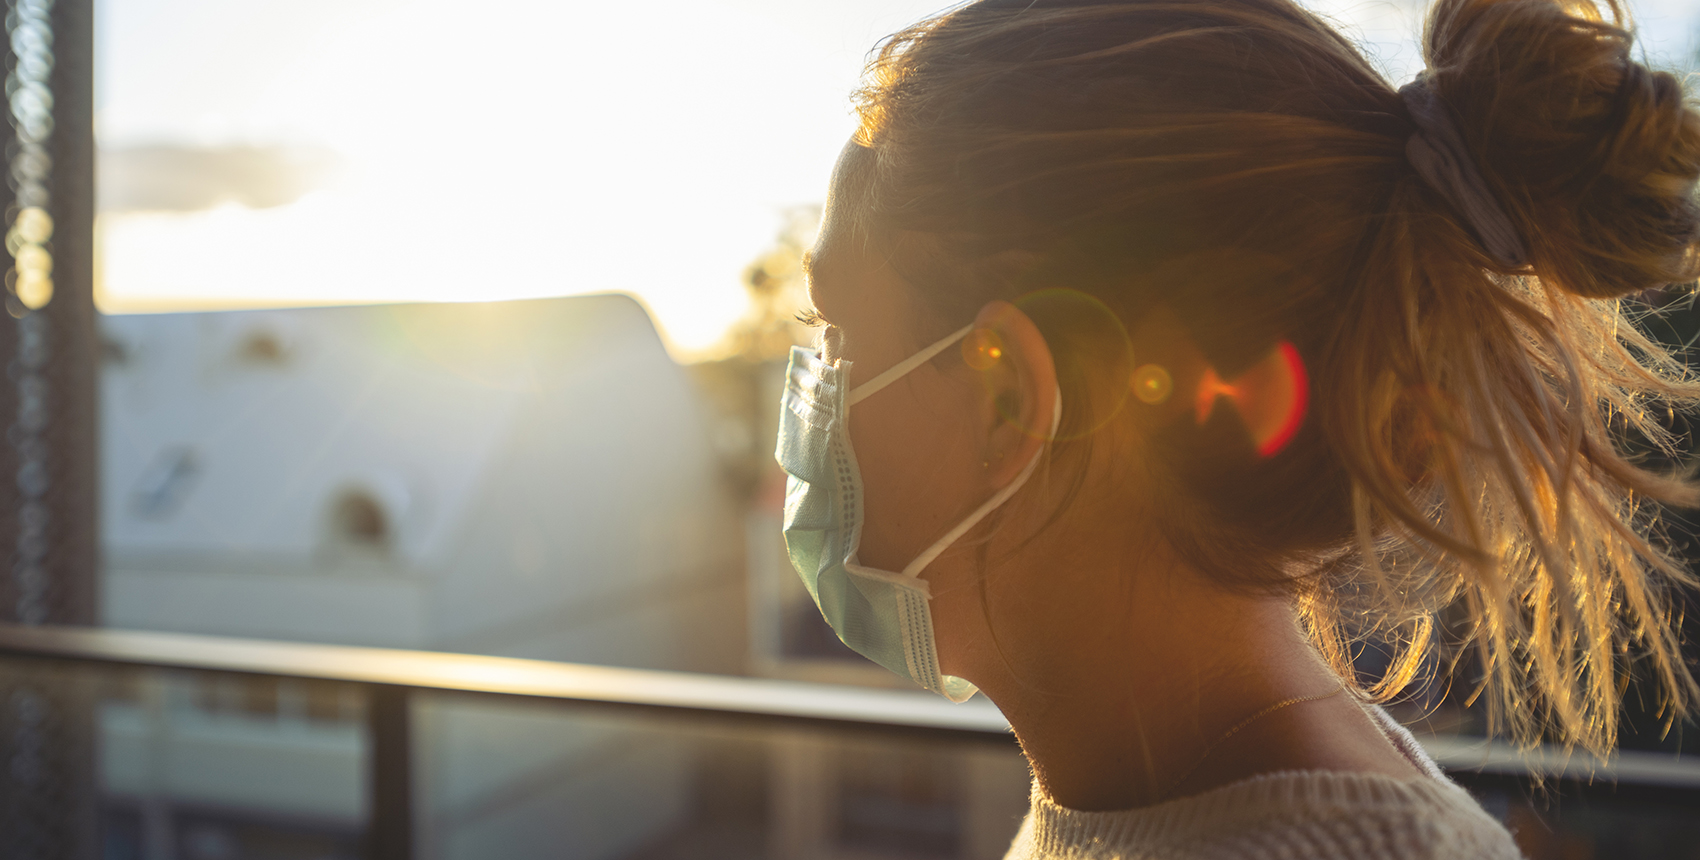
[962, 327, 1004, 370]
[1131, 364, 1172, 405]
[1194, 341, 1308, 457]
[1012, 288, 1134, 441]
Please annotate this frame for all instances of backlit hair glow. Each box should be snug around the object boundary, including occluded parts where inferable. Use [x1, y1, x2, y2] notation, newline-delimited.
[850, 0, 1700, 755]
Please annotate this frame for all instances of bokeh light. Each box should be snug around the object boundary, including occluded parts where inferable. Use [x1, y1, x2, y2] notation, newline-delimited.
[961, 328, 1005, 371]
[1131, 364, 1173, 406]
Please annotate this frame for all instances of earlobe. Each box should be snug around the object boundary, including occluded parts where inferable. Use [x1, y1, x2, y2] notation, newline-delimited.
[970, 301, 1058, 487]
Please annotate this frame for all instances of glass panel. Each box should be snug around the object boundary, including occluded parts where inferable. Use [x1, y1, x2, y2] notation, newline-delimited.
[0, 655, 1695, 860]
[94, 667, 365, 860]
[1, 655, 1032, 860]
[410, 690, 1035, 860]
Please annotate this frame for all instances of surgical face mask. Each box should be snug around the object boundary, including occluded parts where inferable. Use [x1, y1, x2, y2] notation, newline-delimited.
[775, 323, 1060, 702]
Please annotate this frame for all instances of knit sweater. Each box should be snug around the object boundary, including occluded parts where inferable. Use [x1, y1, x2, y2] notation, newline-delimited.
[1002, 707, 1523, 860]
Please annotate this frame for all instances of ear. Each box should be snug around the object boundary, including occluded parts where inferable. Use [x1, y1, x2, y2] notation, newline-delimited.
[969, 300, 1058, 489]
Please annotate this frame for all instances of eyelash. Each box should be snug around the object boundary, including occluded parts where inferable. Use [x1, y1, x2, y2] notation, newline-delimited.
[795, 308, 828, 328]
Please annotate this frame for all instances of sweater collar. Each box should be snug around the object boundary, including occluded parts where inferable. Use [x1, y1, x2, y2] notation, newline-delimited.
[1024, 767, 1475, 856]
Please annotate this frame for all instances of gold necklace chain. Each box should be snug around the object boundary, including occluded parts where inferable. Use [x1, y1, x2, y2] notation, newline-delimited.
[1162, 684, 1346, 800]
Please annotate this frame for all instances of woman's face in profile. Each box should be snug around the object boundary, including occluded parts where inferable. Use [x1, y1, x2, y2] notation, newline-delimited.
[802, 140, 995, 664]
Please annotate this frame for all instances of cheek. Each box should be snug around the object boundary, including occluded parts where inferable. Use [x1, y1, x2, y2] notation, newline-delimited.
[847, 383, 981, 571]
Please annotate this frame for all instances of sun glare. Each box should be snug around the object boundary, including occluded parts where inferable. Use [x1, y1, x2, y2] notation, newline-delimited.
[94, 0, 1697, 360]
[93, 0, 954, 360]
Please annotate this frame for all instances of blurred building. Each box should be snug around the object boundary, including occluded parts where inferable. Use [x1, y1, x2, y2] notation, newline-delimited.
[97, 295, 748, 859]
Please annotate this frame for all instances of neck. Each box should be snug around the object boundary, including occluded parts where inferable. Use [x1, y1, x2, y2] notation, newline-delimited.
[967, 549, 1347, 811]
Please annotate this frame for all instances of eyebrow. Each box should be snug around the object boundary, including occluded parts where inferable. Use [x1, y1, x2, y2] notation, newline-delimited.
[800, 250, 815, 285]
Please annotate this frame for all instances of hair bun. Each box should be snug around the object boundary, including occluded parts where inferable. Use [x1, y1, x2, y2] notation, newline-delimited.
[1421, 0, 1700, 298]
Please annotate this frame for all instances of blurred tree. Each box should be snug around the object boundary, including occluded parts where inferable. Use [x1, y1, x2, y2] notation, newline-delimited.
[686, 207, 822, 507]
[725, 206, 820, 362]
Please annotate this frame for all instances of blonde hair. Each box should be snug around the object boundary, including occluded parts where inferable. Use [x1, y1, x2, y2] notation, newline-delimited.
[850, 0, 1700, 755]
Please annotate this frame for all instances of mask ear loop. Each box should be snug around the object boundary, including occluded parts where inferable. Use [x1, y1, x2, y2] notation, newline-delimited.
[900, 388, 1063, 579]
[847, 324, 975, 406]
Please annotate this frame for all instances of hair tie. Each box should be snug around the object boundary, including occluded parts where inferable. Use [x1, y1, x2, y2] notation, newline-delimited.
[1398, 74, 1529, 269]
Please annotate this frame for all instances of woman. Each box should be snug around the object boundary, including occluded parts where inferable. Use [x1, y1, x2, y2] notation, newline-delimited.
[775, 0, 1700, 856]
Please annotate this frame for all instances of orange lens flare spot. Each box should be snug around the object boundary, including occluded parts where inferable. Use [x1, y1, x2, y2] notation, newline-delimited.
[1131, 363, 1173, 405]
[1194, 366, 1234, 425]
[962, 328, 1005, 370]
[1193, 342, 1309, 458]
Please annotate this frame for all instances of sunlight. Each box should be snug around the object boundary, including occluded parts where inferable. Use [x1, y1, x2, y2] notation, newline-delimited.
[93, 0, 952, 359]
[94, 0, 1697, 360]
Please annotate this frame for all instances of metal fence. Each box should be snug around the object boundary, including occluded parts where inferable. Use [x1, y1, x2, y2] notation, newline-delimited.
[1, 624, 1698, 860]
[0, 1, 99, 858]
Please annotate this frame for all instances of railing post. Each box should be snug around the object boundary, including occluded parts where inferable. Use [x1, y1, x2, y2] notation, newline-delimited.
[367, 684, 414, 860]
[0, 0, 100, 856]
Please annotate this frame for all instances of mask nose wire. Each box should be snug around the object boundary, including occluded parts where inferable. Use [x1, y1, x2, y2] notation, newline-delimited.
[846, 324, 975, 406]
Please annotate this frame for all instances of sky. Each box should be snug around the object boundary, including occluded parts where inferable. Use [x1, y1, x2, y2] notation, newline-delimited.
[95, 0, 1700, 360]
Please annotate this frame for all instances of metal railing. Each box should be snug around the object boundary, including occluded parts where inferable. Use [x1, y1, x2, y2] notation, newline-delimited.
[1, 623, 1696, 860]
